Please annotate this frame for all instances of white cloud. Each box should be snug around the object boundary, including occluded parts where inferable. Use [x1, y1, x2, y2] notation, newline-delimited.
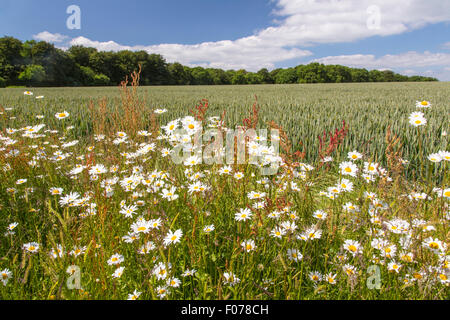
[311, 51, 450, 69]
[69, 36, 313, 71]
[443, 42, 450, 49]
[33, 31, 68, 43]
[268, 0, 450, 46]
[37, 1, 450, 71]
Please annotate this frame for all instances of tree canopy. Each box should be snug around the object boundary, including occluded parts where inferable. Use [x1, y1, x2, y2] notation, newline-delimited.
[0, 36, 438, 87]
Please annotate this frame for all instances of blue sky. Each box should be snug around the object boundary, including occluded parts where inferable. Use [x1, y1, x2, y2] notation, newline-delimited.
[1, 0, 450, 80]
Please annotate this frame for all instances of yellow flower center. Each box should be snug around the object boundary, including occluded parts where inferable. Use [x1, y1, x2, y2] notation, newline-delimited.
[348, 245, 357, 252]
[429, 242, 439, 249]
[344, 167, 352, 173]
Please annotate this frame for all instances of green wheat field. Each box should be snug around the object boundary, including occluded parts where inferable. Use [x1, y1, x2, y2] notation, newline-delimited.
[0, 81, 448, 300]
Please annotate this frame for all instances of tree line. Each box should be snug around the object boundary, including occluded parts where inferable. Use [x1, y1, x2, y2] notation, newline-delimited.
[0, 36, 438, 87]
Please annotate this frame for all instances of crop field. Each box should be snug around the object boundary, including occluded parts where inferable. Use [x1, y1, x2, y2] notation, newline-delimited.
[0, 80, 448, 300]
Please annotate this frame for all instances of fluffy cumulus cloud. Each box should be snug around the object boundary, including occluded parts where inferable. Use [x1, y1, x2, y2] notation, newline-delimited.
[311, 51, 450, 69]
[33, 31, 68, 43]
[268, 0, 450, 45]
[69, 36, 313, 71]
[34, 0, 450, 72]
[310, 51, 450, 80]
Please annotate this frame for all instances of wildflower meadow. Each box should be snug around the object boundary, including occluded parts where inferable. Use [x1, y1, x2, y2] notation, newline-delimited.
[0, 72, 448, 300]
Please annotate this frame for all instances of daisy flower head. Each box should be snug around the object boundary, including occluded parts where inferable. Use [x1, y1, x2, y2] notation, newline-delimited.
[409, 113, 427, 127]
[441, 188, 450, 199]
[107, 253, 125, 265]
[112, 266, 125, 278]
[182, 269, 197, 277]
[203, 224, 215, 233]
[23, 242, 40, 253]
[184, 155, 201, 167]
[16, 178, 27, 185]
[416, 100, 431, 108]
[131, 220, 151, 234]
[7, 222, 19, 233]
[313, 210, 327, 220]
[89, 164, 107, 175]
[234, 172, 244, 180]
[156, 285, 169, 299]
[154, 108, 167, 114]
[163, 119, 179, 135]
[1, 269, 12, 286]
[338, 178, 354, 192]
[339, 161, 358, 177]
[270, 226, 286, 239]
[387, 261, 402, 273]
[24, 91, 33, 96]
[364, 162, 380, 175]
[247, 191, 266, 200]
[235, 208, 253, 221]
[423, 237, 446, 253]
[287, 249, 303, 262]
[348, 151, 362, 161]
[427, 153, 442, 163]
[163, 229, 183, 246]
[218, 165, 232, 175]
[55, 111, 69, 120]
[69, 245, 87, 257]
[343, 239, 362, 256]
[161, 186, 179, 201]
[128, 290, 142, 300]
[120, 204, 138, 218]
[223, 272, 240, 286]
[167, 277, 181, 288]
[298, 226, 322, 241]
[438, 150, 450, 161]
[241, 239, 256, 252]
[325, 272, 337, 285]
[116, 131, 127, 138]
[343, 264, 357, 277]
[153, 262, 170, 280]
[309, 271, 322, 283]
[66, 265, 79, 275]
